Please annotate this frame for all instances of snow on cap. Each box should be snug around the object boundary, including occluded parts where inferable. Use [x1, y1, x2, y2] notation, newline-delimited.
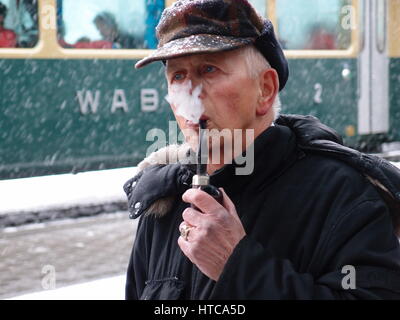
[135, 0, 289, 91]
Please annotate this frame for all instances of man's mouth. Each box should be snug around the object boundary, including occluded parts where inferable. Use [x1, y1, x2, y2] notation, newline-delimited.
[186, 116, 210, 129]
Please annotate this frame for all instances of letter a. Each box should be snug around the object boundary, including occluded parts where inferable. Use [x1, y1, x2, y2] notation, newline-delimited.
[341, 265, 356, 290]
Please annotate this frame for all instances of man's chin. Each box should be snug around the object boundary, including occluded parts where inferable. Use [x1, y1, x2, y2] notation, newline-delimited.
[181, 126, 234, 156]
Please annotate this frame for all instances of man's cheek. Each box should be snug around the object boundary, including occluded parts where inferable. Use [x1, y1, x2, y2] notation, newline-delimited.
[172, 112, 186, 129]
[181, 128, 198, 149]
[169, 103, 178, 113]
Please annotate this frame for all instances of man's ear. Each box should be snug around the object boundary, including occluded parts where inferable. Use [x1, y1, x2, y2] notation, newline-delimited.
[256, 68, 279, 116]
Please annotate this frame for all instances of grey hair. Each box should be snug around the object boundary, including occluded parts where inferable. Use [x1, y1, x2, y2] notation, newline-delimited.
[240, 45, 281, 120]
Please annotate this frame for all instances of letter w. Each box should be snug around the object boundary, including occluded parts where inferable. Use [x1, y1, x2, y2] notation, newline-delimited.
[77, 90, 100, 114]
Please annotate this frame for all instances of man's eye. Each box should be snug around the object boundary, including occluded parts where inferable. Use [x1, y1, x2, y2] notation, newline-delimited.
[203, 65, 217, 73]
[173, 73, 184, 81]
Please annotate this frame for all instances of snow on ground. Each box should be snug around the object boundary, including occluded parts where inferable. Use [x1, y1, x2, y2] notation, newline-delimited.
[1, 161, 398, 215]
[7, 275, 126, 300]
[0, 167, 138, 215]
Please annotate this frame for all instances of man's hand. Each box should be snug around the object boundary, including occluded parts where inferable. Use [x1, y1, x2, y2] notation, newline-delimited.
[178, 188, 246, 281]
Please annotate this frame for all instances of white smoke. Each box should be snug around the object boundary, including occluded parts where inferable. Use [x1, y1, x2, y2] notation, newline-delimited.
[165, 81, 204, 124]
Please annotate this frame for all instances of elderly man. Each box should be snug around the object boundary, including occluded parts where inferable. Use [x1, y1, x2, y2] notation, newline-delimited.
[124, 0, 400, 299]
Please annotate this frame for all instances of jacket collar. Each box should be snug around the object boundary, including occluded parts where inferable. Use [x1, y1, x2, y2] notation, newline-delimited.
[124, 124, 299, 219]
[209, 124, 299, 191]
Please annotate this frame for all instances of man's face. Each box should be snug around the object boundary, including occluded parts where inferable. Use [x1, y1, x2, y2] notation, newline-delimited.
[165, 49, 265, 153]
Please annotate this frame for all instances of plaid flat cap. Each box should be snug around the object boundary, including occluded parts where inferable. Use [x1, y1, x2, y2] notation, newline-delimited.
[135, 0, 289, 91]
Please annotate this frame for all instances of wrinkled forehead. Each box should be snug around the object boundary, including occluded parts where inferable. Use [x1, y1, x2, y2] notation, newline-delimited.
[165, 48, 244, 70]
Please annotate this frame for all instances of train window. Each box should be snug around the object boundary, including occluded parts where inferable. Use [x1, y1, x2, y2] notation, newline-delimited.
[57, 0, 158, 49]
[0, 0, 38, 48]
[276, 0, 352, 50]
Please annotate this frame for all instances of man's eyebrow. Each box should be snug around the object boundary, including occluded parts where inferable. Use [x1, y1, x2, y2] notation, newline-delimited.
[202, 55, 223, 63]
[203, 56, 231, 70]
[166, 54, 228, 73]
[165, 61, 182, 73]
[201, 54, 227, 65]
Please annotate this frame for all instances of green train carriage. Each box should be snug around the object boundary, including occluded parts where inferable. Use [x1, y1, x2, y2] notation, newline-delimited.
[0, 0, 399, 179]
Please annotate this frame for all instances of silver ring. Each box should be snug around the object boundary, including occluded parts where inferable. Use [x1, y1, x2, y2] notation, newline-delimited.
[179, 223, 192, 241]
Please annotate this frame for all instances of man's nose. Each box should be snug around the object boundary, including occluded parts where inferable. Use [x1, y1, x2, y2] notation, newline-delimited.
[188, 77, 203, 96]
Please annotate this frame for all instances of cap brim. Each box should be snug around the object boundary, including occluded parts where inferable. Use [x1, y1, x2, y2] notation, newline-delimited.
[135, 34, 254, 69]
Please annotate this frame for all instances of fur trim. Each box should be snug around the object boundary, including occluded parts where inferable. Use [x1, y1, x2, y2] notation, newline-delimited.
[137, 143, 194, 218]
[137, 143, 193, 171]
[144, 195, 176, 219]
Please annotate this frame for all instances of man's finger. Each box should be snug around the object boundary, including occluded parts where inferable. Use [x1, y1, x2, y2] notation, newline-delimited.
[177, 235, 195, 262]
[182, 188, 224, 214]
[219, 188, 238, 217]
[182, 207, 203, 227]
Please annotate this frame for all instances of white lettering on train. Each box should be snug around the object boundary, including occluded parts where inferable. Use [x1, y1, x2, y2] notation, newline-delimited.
[141, 89, 159, 112]
[111, 89, 129, 113]
[77, 90, 101, 114]
[77, 89, 160, 115]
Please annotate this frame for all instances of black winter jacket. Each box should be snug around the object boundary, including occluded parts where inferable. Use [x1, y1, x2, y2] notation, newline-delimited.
[124, 115, 400, 299]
